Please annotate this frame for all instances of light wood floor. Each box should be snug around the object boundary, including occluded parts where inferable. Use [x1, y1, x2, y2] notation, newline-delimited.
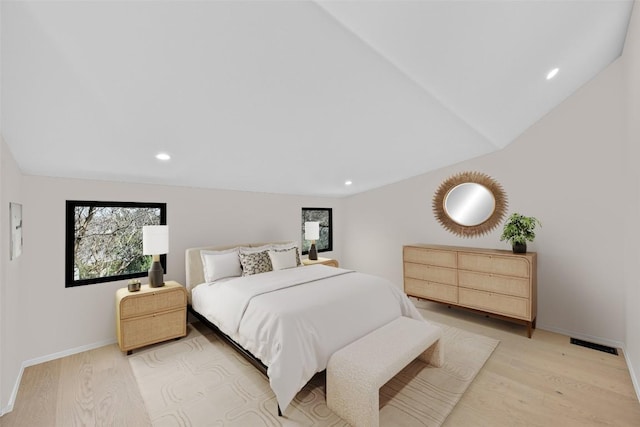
[2, 302, 640, 426]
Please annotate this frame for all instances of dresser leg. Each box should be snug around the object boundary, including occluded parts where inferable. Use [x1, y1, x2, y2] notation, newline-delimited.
[527, 318, 537, 338]
[127, 350, 133, 356]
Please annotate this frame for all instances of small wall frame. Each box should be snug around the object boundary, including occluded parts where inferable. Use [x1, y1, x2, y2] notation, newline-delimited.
[10, 202, 23, 260]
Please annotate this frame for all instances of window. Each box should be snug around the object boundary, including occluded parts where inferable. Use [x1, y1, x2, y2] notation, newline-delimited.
[65, 201, 167, 287]
[301, 207, 333, 255]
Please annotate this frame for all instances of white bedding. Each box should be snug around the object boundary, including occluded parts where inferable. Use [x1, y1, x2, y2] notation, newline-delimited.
[191, 264, 424, 411]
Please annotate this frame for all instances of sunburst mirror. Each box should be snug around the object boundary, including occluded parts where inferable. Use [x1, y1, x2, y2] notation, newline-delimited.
[433, 171, 508, 238]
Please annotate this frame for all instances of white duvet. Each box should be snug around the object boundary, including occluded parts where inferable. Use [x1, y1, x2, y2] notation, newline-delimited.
[191, 264, 424, 411]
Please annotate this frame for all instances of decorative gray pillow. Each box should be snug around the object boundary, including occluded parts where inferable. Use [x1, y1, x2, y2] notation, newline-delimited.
[239, 250, 273, 276]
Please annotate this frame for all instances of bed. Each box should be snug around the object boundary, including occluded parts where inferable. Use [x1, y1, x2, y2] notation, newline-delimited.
[185, 241, 425, 414]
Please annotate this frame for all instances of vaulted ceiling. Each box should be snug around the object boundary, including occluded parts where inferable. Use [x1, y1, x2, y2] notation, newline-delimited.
[1, 1, 633, 196]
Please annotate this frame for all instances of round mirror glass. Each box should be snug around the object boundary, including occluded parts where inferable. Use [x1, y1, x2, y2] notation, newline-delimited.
[444, 183, 495, 226]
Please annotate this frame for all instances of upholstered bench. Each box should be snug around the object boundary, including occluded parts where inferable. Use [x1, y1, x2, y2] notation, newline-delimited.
[326, 316, 444, 427]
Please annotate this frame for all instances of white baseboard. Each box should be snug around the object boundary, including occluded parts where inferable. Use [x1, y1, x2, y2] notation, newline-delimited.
[536, 322, 625, 350]
[624, 348, 640, 402]
[1, 365, 24, 416]
[21, 338, 117, 367]
[1, 338, 117, 416]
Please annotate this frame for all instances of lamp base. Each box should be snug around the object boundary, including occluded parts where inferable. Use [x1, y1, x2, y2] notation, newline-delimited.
[309, 242, 318, 261]
[148, 261, 165, 288]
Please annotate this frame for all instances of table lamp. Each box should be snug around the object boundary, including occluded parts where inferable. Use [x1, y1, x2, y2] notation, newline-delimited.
[143, 225, 169, 287]
[304, 221, 320, 260]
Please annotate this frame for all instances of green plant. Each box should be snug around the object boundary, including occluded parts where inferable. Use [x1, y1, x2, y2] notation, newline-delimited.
[500, 213, 541, 246]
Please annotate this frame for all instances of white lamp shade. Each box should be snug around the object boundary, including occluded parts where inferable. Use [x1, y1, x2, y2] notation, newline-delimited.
[143, 225, 169, 255]
[304, 222, 320, 240]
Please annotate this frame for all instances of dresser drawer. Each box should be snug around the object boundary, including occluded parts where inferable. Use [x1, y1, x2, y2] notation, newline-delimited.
[120, 287, 186, 319]
[459, 288, 530, 320]
[120, 307, 186, 349]
[458, 253, 531, 278]
[458, 271, 530, 298]
[403, 247, 457, 268]
[405, 278, 457, 304]
[404, 262, 457, 285]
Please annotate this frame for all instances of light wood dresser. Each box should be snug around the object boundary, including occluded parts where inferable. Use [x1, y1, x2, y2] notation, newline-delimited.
[116, 281, 187, 354]
[403, 244, 537, 337]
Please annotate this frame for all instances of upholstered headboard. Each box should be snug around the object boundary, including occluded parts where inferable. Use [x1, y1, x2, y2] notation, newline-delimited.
[184, 241, 295, 295]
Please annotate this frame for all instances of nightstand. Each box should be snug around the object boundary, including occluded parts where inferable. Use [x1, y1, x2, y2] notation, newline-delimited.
[115, 280, 187, 355]
[302, 257, 339, 267]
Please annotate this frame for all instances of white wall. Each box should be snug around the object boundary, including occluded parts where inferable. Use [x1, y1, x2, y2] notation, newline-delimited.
[0, 173, 342, 412]
[624, 0, 640, 398]
[0, 2, 4, 412]
[0, 139, 24, 413]
[344, 47, 628, 347]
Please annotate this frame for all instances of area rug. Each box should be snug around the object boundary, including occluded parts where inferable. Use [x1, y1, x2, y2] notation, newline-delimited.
[129, 319, 499, 426]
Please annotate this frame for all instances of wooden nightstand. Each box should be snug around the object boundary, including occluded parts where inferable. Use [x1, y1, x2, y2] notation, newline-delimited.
[116, 281, 187, 355]
[302, 257, 339, 267]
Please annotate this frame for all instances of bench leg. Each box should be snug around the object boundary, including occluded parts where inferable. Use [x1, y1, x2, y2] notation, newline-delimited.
[418, 338, 444, 368]
[327, 369, 379, 427]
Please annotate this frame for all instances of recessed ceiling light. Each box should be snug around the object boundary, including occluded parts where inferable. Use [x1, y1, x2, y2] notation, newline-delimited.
[155, 152, 171, 161]
[345, 180, 353, 186]
[546, 68, 559, 80]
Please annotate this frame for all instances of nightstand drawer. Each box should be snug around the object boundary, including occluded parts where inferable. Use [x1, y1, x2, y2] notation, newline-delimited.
[120, 287, 186, 319]
[120, 307, 186, 350]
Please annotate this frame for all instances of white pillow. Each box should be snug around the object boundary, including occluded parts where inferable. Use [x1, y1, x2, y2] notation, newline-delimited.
[268, 248, 299, 271]
[239, 244, 273, 254]
[201, 248, 242, 282]
[270, 242, 301, 266]
[271, 242, 299, 251]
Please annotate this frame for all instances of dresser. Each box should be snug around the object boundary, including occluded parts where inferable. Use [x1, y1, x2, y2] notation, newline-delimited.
[116, 281, 188, 354]
[403, 244, 537, 337]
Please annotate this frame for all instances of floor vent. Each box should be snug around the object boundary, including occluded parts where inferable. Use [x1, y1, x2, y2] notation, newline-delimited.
[570, 338, 618, 355]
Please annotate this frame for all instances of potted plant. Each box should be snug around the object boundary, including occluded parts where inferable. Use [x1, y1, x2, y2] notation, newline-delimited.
[500, 213, 541, 253]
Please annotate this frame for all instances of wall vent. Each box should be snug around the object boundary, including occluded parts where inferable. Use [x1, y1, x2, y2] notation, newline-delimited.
[570, 338, 618, 355]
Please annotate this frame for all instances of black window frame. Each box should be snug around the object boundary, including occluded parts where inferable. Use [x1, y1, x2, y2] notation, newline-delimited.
[301, 207, 333, 255]
[65, 200, 167, 288]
